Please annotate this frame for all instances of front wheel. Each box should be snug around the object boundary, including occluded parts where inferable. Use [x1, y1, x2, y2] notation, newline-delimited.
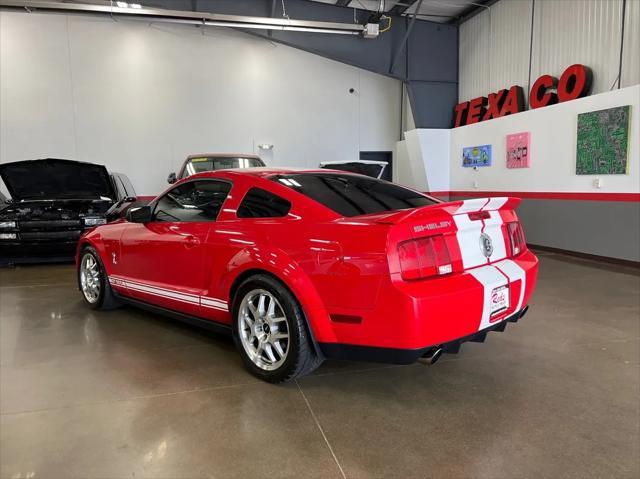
[232, 274, 322, 383]
[78, 246, 120, 310]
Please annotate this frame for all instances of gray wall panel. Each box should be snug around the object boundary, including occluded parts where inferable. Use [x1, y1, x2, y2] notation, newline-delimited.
[448, 196, 640, 262]
[517, 199, 640, 262]
[407, 81, 457, 128]
[407, 22, 458, 82]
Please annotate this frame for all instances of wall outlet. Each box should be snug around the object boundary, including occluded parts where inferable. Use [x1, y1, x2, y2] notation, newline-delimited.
[594, 178, 602, 189]
[473, 180, 479, 189]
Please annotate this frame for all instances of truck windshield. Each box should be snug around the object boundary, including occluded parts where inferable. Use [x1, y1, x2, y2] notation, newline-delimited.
[182, 157, 265, 178]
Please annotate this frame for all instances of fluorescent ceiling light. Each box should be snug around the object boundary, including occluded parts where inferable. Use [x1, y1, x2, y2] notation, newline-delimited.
[115, 1, 127, 7]
[203, 20, 358, 35]
[130, 3, 142, 8]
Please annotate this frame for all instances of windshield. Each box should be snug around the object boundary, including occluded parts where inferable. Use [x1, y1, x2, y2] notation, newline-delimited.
[182, 157, 265, 178]
[273, 173, 437, 217]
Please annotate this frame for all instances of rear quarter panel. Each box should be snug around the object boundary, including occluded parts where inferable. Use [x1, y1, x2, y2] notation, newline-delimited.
[208, 174, 391, 343]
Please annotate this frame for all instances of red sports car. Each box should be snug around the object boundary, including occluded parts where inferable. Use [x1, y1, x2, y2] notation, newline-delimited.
[76, 168, 538, 382]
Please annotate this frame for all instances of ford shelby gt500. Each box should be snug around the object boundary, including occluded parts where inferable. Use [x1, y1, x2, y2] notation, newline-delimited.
[76, 168, 538, 382]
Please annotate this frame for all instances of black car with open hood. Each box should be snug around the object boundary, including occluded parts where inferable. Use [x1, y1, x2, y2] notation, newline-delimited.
[0, 158, 138, 265]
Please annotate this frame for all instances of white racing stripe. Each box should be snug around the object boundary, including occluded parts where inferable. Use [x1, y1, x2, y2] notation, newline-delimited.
[455, 198, 489, 214]
[108, 275, 229, 311]
[201, 297, 229, 310]
[481, 197, 508, 211]
[481, 210, 507, 262]
[453, 213, 487, 269]
[468, 264, 509, 331]
[124, 278, 200, 299]
[453, 197, 509, 270]
[493, 259, 526, 311]
[125, 282, 199, 304]
[126, 283, 201, 306]
[467, 258, 527, 331]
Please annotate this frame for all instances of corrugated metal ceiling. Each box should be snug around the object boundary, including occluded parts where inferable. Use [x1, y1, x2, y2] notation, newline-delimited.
[306, 0, 488, 23]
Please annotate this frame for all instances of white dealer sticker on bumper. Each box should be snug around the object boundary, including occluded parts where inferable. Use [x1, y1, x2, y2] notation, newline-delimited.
[490, 285, 510, 316]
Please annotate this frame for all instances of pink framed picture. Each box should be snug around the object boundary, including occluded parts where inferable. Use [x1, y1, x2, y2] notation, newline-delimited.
[506, 132, 531, 168]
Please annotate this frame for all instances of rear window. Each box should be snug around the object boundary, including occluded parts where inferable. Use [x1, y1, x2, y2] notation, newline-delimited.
[237, 187, 291, 218]
[272, 173, 436, 217]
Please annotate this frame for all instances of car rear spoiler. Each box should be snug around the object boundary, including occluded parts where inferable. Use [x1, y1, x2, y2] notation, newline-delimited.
[372, 197, 522, 225]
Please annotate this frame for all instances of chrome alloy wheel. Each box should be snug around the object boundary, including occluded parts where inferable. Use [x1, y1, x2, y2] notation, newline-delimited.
[80, 253, 101, 304]
[238, 289, 290, 371]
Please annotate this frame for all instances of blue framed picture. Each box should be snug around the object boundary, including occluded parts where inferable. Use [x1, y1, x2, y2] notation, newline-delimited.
[462, 145, 492, 167]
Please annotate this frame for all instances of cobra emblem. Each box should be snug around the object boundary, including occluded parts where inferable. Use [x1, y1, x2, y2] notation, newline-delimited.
[479, 233, 493, 258]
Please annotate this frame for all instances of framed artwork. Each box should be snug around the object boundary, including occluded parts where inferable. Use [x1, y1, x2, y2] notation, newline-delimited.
[506, 132, 531, 168]
[576, 105, 630, 175]
[462, 145, 492, 167]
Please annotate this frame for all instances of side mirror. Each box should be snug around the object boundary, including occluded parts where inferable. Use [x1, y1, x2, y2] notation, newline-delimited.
[167, 172, 177, 184]
[126, 205, 153, 223]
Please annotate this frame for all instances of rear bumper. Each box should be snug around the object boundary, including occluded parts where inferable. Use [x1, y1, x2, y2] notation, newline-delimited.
[320, 250, 538, 349]
[319, 305, 529, 364]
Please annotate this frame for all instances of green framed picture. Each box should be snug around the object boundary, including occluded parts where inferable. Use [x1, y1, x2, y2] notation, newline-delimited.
[576, 105, 630, 175]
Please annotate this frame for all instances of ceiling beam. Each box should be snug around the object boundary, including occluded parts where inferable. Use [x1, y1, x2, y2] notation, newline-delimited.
[0, 0, 367, 34]
[388, 0, 418, 16]
[450, 0, 500, 25]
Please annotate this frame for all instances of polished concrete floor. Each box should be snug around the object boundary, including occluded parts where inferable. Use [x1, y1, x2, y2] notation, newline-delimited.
[0, 251, 638, 479]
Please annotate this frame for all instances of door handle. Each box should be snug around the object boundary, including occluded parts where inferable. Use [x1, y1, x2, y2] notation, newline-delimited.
[184, 235, 200, 248]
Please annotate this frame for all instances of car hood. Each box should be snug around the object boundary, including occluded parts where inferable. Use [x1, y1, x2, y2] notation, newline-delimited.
[319, 161, 387, 179]
[0, 158, 115, 201]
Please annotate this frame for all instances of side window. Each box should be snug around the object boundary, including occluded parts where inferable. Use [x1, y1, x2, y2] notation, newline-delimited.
[153, 180, 231, 222]
[237, 187, 291, 218]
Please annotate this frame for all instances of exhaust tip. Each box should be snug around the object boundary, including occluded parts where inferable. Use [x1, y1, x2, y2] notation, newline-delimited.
[418, 347, 443, 366]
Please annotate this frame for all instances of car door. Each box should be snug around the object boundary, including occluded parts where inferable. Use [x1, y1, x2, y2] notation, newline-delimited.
[118, 179, 232, 316]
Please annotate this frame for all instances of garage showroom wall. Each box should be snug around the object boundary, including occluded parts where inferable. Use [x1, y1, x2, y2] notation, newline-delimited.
[0, 10, 401, 195]
[398, 0, 640, 262]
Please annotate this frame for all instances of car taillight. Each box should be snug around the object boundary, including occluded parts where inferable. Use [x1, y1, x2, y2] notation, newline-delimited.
[507, 222, 526, 256]
[398, 235, 452, 280]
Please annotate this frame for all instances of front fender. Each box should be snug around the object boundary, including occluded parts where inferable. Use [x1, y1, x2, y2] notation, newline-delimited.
[220, 247, 338, 344]
[76, 231, 105, 267]
[75, 224, 125, 278]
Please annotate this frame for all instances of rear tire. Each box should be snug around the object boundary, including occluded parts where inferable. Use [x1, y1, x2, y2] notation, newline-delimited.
[232, 274, 322, 383]
[78, 246, 120, 310]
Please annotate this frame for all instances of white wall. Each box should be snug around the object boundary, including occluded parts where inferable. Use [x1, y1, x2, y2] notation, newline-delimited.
[398, 86, 640, 260]
[0, 11, 401, 195]
[398, 129, 450, 192]
[449, 85, 639, 194]
[459, 0, 640, 104]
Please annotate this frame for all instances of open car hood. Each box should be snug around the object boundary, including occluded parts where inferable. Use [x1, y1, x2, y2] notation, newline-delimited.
[319, 160, 387, 179]
[0, 158, 115, 201]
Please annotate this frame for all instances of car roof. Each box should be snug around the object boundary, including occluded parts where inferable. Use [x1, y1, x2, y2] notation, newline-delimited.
[185, 153, 261, 160]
